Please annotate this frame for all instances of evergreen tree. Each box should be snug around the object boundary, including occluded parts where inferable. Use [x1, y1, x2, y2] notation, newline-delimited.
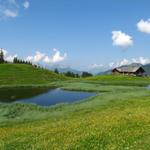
[82, 72, 93, 78]
[13, 57, 32, 65]
[75, 74, 80, 78]
[54, 68, 59, 74]
[64, 71, 78, 78]
[13, 57, 17, 63]
[0, 50, 4, 63]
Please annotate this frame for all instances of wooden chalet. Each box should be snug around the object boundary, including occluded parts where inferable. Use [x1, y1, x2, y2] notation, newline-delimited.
[112, 66, 146, 76]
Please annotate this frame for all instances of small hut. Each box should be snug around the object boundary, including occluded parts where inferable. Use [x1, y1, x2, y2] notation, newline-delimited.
[112, 66, 145, 76]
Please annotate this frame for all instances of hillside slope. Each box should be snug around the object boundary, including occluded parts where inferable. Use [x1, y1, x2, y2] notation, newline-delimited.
[0, 64, 67, 85]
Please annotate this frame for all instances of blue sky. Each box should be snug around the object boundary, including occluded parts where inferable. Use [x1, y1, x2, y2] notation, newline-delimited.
[0, 0, 150, 71]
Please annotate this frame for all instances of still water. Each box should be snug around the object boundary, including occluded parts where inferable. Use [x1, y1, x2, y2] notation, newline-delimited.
[0, 87, 96, 106]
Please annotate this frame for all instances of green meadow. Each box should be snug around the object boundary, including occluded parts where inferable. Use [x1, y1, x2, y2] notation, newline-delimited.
[1, 64, 150, 149]
[0, 64, 67, 86]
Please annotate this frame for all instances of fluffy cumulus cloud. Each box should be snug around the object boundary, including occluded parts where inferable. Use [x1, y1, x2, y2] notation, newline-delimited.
[132, 57, 150, 65]
[118, 59, 130, 66]
[26, 51, 45, 63]
[112, 31, 133, 48]
[43, 49, 67, 63]
[26, 49, 67, 64]
[137, 19, 150, 34]
[0, 0, 30, 19]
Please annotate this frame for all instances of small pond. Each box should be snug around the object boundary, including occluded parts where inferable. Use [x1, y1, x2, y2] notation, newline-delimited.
[0, 87, 96, 106]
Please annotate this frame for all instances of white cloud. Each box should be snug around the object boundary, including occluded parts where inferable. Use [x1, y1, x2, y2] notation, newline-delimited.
[43, 49, 67, 64]
[33, 51, 45, 62]
[43, 56, 50, 64]
[26, 49, 67, 64]
[0, 0, 30, 19]
[118, 58, 130, 66]
[3, 9, 18, 18]
[26, 51, 45, 63]
[26, 56, 33, 62]
[112, 31, 133, 48]
[5, 54, 17, 62]
[137, 19, 150, 34]
[132, 57, 150, 65]
[23, 1, 30, 9]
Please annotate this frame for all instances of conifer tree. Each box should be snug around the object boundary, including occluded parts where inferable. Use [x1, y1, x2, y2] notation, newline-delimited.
[0, 49, 5, 63]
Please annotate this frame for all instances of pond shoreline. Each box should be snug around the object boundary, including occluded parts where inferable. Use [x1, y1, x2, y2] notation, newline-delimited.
[0, 87, 97, 106]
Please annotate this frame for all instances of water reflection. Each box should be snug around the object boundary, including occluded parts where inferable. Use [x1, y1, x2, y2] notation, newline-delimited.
[0, 87, 96, 106]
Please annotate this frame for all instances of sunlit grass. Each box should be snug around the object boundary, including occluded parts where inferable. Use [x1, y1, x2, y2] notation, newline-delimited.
[1, 97, 150, 149]
[0, 64, 67, 86]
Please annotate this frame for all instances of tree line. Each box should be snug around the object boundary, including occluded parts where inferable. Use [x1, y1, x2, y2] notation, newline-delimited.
[54, 68, 93, 78]
[13, 57, 32, 65]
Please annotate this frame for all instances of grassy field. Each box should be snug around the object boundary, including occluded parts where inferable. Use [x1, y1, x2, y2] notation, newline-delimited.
[86, 74, 150, 86]
[1, 65, 150, 149]
[1, 79, 150, 149]
[0, 64, 67, 86]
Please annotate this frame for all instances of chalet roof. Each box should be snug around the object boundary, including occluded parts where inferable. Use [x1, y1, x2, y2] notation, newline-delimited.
[114, 66, 145, 73]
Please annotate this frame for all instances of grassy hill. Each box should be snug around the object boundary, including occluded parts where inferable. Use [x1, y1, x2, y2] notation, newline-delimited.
[0, 64, 67, 86]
